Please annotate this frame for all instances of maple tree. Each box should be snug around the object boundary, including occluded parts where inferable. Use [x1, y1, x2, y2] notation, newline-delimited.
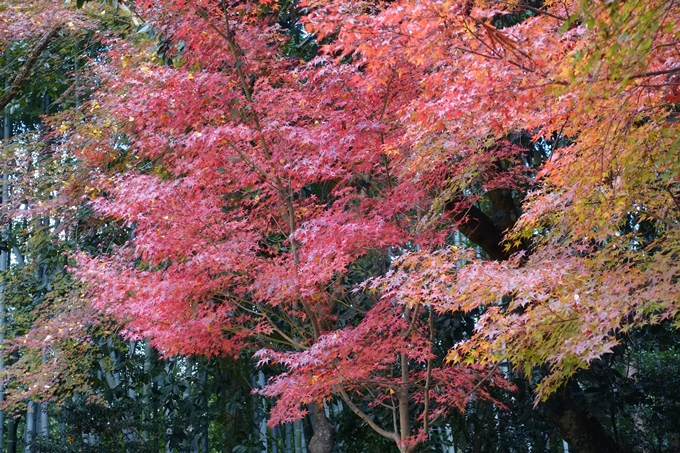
[67, 1, 512, 452]
[3, 0, 680, 452]
[0, 7, 259, 451]
[309, 0, 679, 451]
[75, 0, 680, 451]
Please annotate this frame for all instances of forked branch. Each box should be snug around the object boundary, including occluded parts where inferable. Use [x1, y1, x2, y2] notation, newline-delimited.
[338, 388, 401, 443]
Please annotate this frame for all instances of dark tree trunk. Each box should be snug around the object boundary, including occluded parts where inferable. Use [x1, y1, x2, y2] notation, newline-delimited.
[445, 198, 515, 260]
[544, 383, 627, 453]
[471, 417, 483, 453]
[445, 193, 627, 453]
[307, 402, 333, 453]
[7, 415, 19, 453]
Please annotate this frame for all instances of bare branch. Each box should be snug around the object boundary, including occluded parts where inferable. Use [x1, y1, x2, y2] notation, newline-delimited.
[629, 65, 680, 80]
[338, 388, 401, 443]
[258, 306, 309, 350]
[0, 25, 62, 112]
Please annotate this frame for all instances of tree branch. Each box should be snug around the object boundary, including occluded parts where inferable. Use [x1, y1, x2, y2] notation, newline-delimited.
[444, 198, 513, 260]
[338, 388, 401, 443]
[629, 65, 680, 80]
[400, 302, 420, 339]
[0, 25, 62, 112]
[257, 306, 309, 350]
[203, 4, 322, 339]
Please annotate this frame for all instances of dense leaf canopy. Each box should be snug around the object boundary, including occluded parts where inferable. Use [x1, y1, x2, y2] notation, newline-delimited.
[1, 0, 679, 452]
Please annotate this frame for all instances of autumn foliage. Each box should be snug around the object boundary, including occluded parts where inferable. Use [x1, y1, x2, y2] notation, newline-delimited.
[3, 0, 679, 451]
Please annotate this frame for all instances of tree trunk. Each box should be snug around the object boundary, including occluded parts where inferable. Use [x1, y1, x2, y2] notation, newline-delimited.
[199, 368, 208, 453]
[0, 102, 8, 453]
[25, 401, 35, 453]
[544, 383, 626, 453]
[471, 417, 482, 453]
[293, 418, 304, 453]
[7, 416, 19, 453]
[142, 339, 153, 441]
[447, 200, 628, 453]
[271, 425, 280, 453]
[307, 402, 333, 453]
[255, 370, 268, 453]
[285, 422, 293, 453]
[40, 355, 49, 439]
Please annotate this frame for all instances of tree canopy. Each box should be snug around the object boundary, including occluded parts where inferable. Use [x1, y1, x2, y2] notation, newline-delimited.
[1, 0, 679, 452]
